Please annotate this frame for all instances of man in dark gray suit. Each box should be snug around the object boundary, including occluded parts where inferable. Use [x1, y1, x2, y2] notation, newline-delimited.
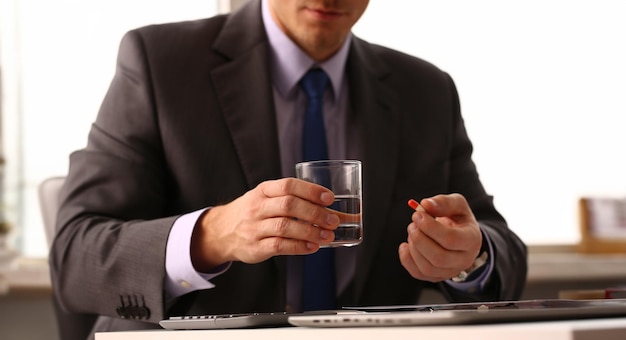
[49, 0, 527, 339]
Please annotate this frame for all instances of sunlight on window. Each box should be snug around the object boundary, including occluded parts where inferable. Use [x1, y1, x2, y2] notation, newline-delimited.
[354, 0, 626, 245]
[2, 0, 220, 257]
[3, 0, 626, 256]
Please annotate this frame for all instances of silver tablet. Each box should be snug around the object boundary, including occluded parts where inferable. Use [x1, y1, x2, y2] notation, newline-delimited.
[288, 299, 626, 327]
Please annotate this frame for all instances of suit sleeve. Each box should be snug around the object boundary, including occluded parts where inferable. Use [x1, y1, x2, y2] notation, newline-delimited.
[49, 29, 175, 323]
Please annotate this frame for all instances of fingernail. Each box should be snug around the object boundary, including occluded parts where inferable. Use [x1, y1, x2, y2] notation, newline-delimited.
[408, 224, 417, 234]
[413, 213, 423, 223]
[306, 242, 317, 250]
[425, 198, 437, 207]
[320, 230, 333, 240]
[326, 213, 339, 225]
[320, 192, 333, 204]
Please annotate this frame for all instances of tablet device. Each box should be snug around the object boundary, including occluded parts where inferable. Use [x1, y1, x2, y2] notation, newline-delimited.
[159, 310, 358, 330]
[159, 299, 626, 330]
[159, 312, 292, 330]
[288, 299, 626, 327]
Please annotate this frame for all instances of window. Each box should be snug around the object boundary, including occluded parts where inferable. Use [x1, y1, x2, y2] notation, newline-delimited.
[353, 0, 626, 245]
[2, 0, 625, 257]
[1, 0, 222, 257]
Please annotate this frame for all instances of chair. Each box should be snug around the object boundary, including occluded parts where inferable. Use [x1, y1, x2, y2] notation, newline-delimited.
[38, 176, 97, 340]
[38, 176, 66, 248]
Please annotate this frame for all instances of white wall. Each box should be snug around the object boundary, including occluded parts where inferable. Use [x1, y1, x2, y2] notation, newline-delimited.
[1, 0, 222, 257]
[2, 0, 626, 256]
[353, 0, 626, 245]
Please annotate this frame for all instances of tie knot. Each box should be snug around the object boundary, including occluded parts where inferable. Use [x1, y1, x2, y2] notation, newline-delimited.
[299, 68, 329, 100]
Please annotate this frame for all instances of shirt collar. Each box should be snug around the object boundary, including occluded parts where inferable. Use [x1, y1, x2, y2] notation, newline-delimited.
[261, 0, 351, 99]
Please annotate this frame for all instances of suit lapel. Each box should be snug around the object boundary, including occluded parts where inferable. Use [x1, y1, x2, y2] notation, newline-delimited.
[211, 0, 282, 188]
[347, 38, 401, 302]
[211, 1, 288, 297]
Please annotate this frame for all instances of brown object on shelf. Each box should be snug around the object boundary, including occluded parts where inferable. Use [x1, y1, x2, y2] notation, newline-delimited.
[578, 197, 626, 253]
[559, 287, 626, 300]
[559, 289, 606, 300]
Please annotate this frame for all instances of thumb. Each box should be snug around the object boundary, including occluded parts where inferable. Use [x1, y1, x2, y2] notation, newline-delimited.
[420, 194, 474, 222]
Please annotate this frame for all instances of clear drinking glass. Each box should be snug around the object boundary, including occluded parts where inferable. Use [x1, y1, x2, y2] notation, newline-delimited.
[295, 160, 363, 247]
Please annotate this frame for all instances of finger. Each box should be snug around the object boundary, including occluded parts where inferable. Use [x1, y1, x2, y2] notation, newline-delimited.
[257, 217, 335, 246]
[407, 222, 468, 271]
[256, 236, 321, 257]
[257, 195, 339, 230]
[413, 214, 477, 252]
[258, 178, 334, 206]
[236, 218, 336, 262]
[256, 179, 340, 229]
[408, 222, 465, 271]
[413, 195, 481, 252]
[420, 193, 474, 223]
[240, 234, 321, 262]
[398, 242, 449, 282]
[399, 242, 429, 280]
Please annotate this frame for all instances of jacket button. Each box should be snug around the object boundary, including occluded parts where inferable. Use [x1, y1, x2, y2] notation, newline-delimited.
[116, 294, 150, 320]
[116, 306, 129, 319]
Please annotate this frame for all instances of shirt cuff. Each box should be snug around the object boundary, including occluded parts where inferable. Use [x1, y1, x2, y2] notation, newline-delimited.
[164, 208, 231, 301]
[444, 226, 494, 293]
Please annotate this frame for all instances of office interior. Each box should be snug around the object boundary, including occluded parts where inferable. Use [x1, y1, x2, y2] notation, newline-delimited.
[1, 0, 626, 339]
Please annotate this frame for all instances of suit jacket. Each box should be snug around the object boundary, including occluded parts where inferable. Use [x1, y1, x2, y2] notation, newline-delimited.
[49, 0, 527, 338]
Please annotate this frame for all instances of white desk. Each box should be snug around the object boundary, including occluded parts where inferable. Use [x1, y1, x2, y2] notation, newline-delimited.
[96, 317, 626, 340]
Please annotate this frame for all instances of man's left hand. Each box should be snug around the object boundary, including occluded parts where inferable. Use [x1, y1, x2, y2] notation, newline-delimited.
[398, 193, 482, 282]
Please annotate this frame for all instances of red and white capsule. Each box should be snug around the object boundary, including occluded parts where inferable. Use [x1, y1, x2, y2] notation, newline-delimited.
[407, 199, 426, 213]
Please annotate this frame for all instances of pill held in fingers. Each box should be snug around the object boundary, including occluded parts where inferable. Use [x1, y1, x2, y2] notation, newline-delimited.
[407, 199, 426, 212]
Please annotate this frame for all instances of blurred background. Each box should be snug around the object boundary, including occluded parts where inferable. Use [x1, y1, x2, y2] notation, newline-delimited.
[353, 0, 626, 248]
[2, 0, 626, 258]
[1, 0, 626, 339]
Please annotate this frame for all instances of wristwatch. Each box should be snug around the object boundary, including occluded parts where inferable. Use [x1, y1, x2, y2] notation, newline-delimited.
[451, 250, 489, 283]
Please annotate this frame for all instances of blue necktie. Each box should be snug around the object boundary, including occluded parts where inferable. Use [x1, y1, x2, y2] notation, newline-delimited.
[299, 68, 336, 311]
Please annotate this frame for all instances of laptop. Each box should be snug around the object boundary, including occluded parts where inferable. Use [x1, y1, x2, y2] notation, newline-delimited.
[159, 310, 347, 330]
[159, 298, 626, 330]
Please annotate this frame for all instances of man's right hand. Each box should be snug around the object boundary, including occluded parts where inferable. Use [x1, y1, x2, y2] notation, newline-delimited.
[190, 178, 340, 272]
